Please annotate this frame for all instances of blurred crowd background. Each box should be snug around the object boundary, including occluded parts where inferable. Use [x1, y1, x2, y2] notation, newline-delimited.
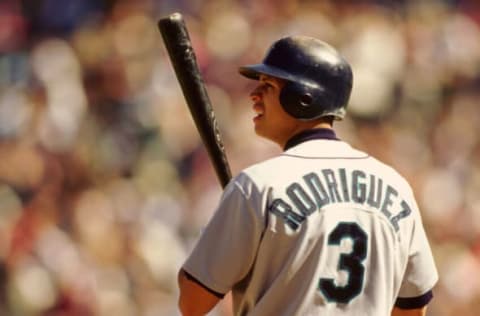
[0, 0, 479, 315]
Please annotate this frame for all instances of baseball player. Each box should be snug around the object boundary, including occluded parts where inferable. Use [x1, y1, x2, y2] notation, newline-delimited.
[178, 36, 438, 316]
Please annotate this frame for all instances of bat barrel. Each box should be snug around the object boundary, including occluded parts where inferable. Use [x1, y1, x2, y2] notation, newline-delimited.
[158, 13, 232, 188]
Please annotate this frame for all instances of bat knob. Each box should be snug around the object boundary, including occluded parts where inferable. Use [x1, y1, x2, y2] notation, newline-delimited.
[159, 12, 183, 25]
[168, 12, 183, 21]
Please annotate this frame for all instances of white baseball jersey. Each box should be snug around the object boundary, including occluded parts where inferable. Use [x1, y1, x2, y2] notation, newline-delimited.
[183, 129, 438, 316]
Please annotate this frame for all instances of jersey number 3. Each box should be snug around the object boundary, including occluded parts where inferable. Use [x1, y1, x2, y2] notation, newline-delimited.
[319, 222, 368, 304]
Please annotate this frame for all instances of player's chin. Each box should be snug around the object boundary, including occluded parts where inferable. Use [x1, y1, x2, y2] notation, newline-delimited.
[254, 125, 274, 141]
[253, 124, 265, 137]
[253, 115, 265, 128]
[253, 116, 262, 130]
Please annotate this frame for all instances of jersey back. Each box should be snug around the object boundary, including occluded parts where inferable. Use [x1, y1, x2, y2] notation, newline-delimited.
[183, 140, 438, 316]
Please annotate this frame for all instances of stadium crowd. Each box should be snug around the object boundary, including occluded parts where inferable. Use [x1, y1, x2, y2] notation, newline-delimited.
[0, 0, 479, 315]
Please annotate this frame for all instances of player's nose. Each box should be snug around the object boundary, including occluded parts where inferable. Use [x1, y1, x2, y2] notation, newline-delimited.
[250, 86, 262, 102]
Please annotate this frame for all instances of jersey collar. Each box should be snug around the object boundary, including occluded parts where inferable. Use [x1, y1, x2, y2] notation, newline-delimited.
[284, 128, 339, 151]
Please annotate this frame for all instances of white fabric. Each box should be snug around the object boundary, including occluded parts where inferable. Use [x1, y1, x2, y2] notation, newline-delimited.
[183, 139, 438, 316]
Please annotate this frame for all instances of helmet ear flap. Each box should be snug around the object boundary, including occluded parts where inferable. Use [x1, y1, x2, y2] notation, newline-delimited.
[279, 81, 325, 120]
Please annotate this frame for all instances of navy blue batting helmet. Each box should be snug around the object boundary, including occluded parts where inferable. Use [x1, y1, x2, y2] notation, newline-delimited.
[239, 36, 353, 120]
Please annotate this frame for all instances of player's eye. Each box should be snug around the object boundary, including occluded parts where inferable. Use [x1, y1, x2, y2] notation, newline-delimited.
[263, 82, 274, 89]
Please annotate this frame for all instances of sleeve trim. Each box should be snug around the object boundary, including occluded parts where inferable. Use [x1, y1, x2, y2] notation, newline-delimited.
[395, 290, 433, 309]
[183, 270, 226, 299]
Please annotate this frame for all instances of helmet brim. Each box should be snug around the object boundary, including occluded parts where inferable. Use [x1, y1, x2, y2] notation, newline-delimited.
[238, 63, 298, 82]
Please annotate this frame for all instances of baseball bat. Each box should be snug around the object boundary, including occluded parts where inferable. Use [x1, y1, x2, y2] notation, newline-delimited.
[158, 13, 232, 188]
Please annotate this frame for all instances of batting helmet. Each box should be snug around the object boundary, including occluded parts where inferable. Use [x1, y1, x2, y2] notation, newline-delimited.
[239, 36, 353, 120]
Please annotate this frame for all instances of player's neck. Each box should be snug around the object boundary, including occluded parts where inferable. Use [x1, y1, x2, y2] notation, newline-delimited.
[279, 121, 333, 149]
[311, 121, 333, 130]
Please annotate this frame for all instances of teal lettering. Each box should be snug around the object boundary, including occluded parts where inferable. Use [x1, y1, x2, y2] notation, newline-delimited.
[322, 169, 342, 203]
[303, 173, 330, 208]
[287, 182, 316, 216]
[381, 185, 398, 219]
[391, 200, 412, 231]
[352, 170, 367, 203]
[269, 198, 305, 230]
[339, 168, 350, 202]
[367, 175, 383, 208]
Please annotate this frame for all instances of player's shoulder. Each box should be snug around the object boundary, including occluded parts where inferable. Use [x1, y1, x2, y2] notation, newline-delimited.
[223, 154, 287, 197]
[363, 152, 415, 197]
[238, 153, 288, 183]
[234, 141, 415, 197]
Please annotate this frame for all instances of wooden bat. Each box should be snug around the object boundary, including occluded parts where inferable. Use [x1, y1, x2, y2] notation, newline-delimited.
[158, 12, 232, 188]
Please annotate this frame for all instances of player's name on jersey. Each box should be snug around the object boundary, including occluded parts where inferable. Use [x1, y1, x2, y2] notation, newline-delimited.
[268, 168, 412, 231]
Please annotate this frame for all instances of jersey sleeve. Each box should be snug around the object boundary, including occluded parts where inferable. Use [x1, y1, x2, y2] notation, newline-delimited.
[396, 197, 438, 308]
[182, 173, 266, 295]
